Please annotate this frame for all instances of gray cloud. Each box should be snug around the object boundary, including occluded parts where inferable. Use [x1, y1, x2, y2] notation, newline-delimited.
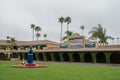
[0, 0, 120, 44]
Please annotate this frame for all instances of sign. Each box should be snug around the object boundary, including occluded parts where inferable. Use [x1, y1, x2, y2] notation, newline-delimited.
[68, 37, 84, 48]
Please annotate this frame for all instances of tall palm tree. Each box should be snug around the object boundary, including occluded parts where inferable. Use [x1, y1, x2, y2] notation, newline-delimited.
[43, 34, 47, 40]
[31, 24, 35, 41]
[35, 26, 41, 40]
[80, 26, 85, 36]
[65, 17, 71, 31]
[6, 36, 16, 58]
[117, 37, 119, 45]
[88, 24, 111, 45]
[111, 37, 114, 45]
[58, 17, 65, 44]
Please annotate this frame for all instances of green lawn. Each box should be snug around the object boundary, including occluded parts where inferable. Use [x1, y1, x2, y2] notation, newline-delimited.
[0, 61, 120, 80]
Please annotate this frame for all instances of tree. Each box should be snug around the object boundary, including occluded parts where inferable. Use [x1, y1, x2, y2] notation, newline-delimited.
[65, 17, 71, 31]
[62, 30, 73, 42]
[80, 26, 85, 36]
[31, 24, 36, 41]
[102, 36, 111, 45]
[6, 36, 16, 58]
[36, 33, 41, 40]
[35, 26, 41, 40]
[58, 17, 65, 44]
[43, 34, 47, 40]
[88, 24, 111, 45]
[111, 37, 114, 45]
[117, 37, 119, 45]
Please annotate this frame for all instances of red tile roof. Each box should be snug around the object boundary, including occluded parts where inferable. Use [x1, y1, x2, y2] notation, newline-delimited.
[0, 40, 59, 45]
[97, 45, 120, 49]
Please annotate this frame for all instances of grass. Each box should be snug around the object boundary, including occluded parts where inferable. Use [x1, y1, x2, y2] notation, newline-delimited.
[0, 61, 120, 80]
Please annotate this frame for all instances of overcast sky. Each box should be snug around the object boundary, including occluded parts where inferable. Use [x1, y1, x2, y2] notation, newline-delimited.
[0, 0, 120, 44]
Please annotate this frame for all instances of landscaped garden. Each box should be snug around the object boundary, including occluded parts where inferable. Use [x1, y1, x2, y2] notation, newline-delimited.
[0, 61, 120, 80]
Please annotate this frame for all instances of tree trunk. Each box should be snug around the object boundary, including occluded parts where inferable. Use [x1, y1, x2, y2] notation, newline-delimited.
[67, 23, 69, 31]
[60, 23, 63, 44]
[33, 29, 34, 41]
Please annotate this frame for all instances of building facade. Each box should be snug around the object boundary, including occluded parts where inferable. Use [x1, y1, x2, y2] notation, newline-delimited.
[0, 33, 120, 64]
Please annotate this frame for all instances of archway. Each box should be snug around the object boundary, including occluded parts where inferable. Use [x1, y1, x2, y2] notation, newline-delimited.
[96, 52, 106, 63]
[33, 53, 36, 60]
[73, 53, 80, 62]
[53, 53, 60, 61]
[84, 52, 93, 62]
[63, 53, 69, 62]
[0, 53, 6, 58]
[110, 52, 120, 64]
[45, 53, 52, 61]
[25, 53, 27, 60]
[38, 53, 44, 61]
[10, 53, 18, 58]
[19, 53, 23, 60]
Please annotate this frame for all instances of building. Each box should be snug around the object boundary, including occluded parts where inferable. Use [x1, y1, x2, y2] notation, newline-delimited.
[0, 33, 120, 64]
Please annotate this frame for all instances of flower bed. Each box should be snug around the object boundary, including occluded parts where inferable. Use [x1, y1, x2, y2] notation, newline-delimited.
[13, 63, 48, 68]
[25, 64, 36, 66]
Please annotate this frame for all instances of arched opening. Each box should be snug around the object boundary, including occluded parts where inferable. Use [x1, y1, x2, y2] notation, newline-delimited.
[110, 52, 120, 64]
[38, 53, 44, 61]
[73, 53, 80, 62]
[96, 52, 106, 63]
[45, 53, 52, 61]
[54, 53, 60, 61]
[63, 53, 69, 62]
[33, 53, 36, 60]
[10, 53, 18, 58]
[19, 53, 23, 60]
[0, 53, 7, 58]
[25, 53, 27, 60]
[84, 52, 93, 62]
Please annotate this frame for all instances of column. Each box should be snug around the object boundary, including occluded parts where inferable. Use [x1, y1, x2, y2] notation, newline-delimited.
[59, 53, 63, 62]
[68, 52, 73, 62]
[104, 52, 111, 64]
[42, 52, 46, 61]
[35, 52, 39, 61]
[79, 52, 84, 62]
[91, 52, 97, 63]
[50, 53, 55, 61]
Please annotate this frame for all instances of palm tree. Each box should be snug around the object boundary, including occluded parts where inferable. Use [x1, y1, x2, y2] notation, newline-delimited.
[31, 24, 35, 41]
[36, 33, 41, 40]
[89, 24, 111, 45]
[43, 34, 47, 40]
[111, 37, 114, 45]
[117, 37, 119, 45]
[103, 36, 111, 45]
[80, 26, 85, 36]
[65, 17, 71, 31]
[58, 17, 65, 44]
[6, 36, 16, 58]
[35, 26, 41, 40]
[62, 30, 73, 42]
